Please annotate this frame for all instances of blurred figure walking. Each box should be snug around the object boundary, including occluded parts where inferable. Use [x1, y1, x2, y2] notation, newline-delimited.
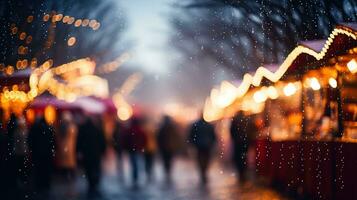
[28, 116, 55, 198]
[157, 115, 180, 182]
[2, 114, 18, 199]
[13, 116, 30, 189]
[55, 112, 77, 196]
[189, 115, 216, 185]
[77, 117, 106, 197]
[230, 111, 256, 183]
[112, 119, 125, 181]
[122, 117, 147, 188]
[142, 117, 157, 182]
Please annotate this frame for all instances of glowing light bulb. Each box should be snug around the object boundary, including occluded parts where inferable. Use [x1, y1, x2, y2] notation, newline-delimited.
[347, 59, 357, 74]
[328, 78, 337, 88]
[253, 90, 267, 103]
[310, 77, 321, 90]
[117, 106, 132, 121]
[267, 86, 279, 99]
[283, 83, 297, 96]
[67, 37, 76, 46]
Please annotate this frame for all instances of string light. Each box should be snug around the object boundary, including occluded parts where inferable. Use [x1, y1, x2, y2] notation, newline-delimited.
[19, 32, 26, 40]
[347, 59, 357, 73]
[267, 86, 279, 99]
[203, 26, 357, 121]
[309, 77, 321, 90]
[74, 19, 82, 27]
[329, 78, 337, 88]
[253, 90, 267, 103]
[11, 26, 18, 35]
[27, 15, 34, 23]
[283, 83, 297, 96]
[98, 52, 131, 74]
[67, 37, 76, 46]
[26, 35, 32, 44]
[43, 14, 50, 22]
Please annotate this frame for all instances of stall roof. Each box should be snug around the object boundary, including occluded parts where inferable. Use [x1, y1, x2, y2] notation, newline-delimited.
[283, 23, 357, 78]
[28, 92, 81, 112]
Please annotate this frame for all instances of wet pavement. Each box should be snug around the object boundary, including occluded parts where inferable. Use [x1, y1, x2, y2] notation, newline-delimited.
[50, 149, 290, 200]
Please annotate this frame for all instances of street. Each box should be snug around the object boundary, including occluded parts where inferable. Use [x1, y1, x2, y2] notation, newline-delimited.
[50, 149, 289, 200]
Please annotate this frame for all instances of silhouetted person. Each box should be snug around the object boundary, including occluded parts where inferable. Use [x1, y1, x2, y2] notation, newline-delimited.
[189, 116, 216, 185]
[230, 112, 256, 183]
[28, 116, 55, 198]
[157, 115, 180, 181]
[122, 117, 147, 187]
[5, 114, 17, 198]
[77, 117, 106, 197]
[142, 117, 157, 182]
[0, 113, 17, 200]
[112, 120, 125, 181]
[13, 116, 30, 193]
[56, 112, 77, 179]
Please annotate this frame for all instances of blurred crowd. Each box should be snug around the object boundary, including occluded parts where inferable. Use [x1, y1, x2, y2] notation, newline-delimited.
[0, 109, 260, 200]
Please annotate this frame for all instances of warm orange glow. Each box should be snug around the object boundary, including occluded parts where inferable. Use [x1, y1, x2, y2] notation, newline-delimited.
[67, 37, 76, 46]
[11, 27, 18, 35]
[74, 19, 82, 27]
[16, 60, 22, 69]
[92, 22, 101, 30]
[89, 20, 97, 28]
[310, 77, 321, 90]
[19, 32, 26, 40]
[43, 14, 50, 22]
[283, 83, 297, 96]
[55, 14, 63, 21]
[347, 59, 357, 73]
[62, 16, 70, 23]
[27, 15, 34, 23]
[117, 106, 133, 121]
[253, 90, 267, 103]
[30, 58, 37, 69]
[98, 52, 131, 74]
[26, 35, 32, 44]
[329, 78, 337, 88]
[26, 109, 35, 124]
[5, 65, 14, 75]
[44, 105, 56, 125]
[267, 86, 279, 99]
[82, 19, 89, 26]
[67, 17, 75, 24]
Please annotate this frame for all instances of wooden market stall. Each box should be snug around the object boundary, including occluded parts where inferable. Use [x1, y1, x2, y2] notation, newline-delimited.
[205, 23, 357, 199]
[0, 69, 32, 122]
[254, 24, 357, 199]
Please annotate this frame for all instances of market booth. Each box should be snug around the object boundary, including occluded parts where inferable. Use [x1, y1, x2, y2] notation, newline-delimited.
[257, 24, 357, 199]
[0, 69, 32, 121]
[204, 24, 357, 199]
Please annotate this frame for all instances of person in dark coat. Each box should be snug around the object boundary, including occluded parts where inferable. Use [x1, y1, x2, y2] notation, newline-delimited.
[230, 111, 256, 183]
[157, 115, 180, 181]
[0, 113, 16, 200]
[112, 120, 124, 181]
[188, 115, 216, 185]
[77, 117, 106, 196]
[27, 116, 55, 196]
[122, 117, 147, 187]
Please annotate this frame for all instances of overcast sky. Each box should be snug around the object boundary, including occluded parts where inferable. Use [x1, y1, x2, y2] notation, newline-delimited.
[114, 0, 234, 109]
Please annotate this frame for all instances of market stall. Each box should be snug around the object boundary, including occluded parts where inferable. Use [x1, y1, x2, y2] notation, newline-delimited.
[254, 24, 357, 199]
[204, 23, 357, 199]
